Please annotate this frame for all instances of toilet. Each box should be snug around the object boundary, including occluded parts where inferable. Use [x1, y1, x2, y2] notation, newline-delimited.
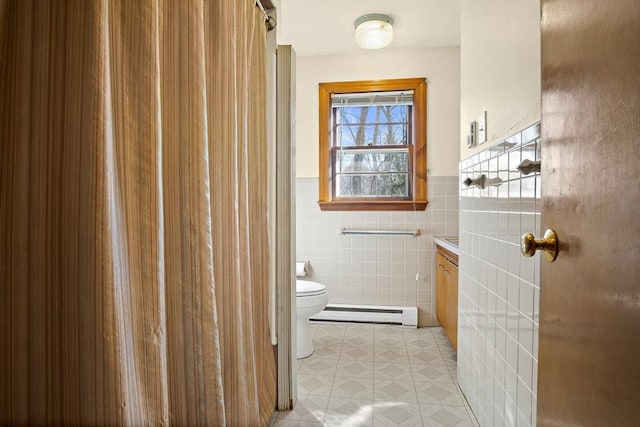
[296, 279, 328, 359]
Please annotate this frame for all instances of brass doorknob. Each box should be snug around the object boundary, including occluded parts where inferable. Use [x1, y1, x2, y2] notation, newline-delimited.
[521, 229, 558, 262]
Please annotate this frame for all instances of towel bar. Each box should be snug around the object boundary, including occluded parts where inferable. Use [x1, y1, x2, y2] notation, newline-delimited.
[340, 228, 420, 237]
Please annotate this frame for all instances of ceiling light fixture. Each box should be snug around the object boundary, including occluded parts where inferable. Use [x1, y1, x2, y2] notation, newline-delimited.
[354, 14, 394, 50]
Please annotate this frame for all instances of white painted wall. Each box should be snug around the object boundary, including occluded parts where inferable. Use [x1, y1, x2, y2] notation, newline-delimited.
[460, 0, 541, 157]
[295, 47, 461, 177]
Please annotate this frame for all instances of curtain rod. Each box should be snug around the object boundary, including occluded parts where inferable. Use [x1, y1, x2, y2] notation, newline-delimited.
[256, 0, 276, 31]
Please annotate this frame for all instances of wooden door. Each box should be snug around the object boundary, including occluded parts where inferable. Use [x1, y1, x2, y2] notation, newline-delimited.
[538, 1, 640, 425]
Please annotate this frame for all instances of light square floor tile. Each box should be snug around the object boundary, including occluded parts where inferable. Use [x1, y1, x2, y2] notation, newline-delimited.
[336, 359, 374, 378]
[409, 349, 447, 365]
[314, 325, 346, 339]
[272, 323, 477, 427]
[344, 324, 376, 341]
[323, 397, 374, 426]
[415, 381, 465, 406]
[332, 376, 375, 399]
[314, 333, 344, 347]
[309, 344, 343, 359]
[340, 344, 375, 361]
[298, 358, 338, 378]
[297, 374, 334, 397]
[448, 366, 459, 383]
[374, 362, 414, 381]
[375, 325, 402, 337]
[374, 402, 422, 426]
[404, 335, 440, 350]
[421, 404, 477, 427]
[270, 419, 325, 427]
[375, 335, 407, 348]
[275, 395, 328, 424]
[374, 379, 418, 403]
[344, 334, 375, 347]
[411, 364, 455, 383]
[374, 347, 410, 364]
[439, 348, 458, 366]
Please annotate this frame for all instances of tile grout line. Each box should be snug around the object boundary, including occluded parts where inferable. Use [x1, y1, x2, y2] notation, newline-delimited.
[326, 325, 345, 425]
[405, 328, 427, 426]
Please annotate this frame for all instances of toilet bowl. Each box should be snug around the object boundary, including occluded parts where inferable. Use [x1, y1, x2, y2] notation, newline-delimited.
[296, 280, 328, 359]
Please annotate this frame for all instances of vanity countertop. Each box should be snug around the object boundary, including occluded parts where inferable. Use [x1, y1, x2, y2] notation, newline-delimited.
[433, 237, 459, 255]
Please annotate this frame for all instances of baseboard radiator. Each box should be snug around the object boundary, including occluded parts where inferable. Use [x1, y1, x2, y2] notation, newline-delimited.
[310, 304, 418, 327]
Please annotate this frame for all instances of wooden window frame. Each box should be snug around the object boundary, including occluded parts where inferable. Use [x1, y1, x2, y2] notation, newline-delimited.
[318, 78, 428, 211]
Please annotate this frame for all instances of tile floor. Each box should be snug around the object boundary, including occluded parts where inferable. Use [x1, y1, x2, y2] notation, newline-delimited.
[270, 323, 478, 427]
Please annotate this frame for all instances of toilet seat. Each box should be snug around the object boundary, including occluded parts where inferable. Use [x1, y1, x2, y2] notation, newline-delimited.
[296, 280, 326, 297]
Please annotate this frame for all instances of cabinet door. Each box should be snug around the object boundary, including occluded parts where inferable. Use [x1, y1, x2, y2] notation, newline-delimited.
[435, 252, 447, 330]
[444, 258, 458, 351]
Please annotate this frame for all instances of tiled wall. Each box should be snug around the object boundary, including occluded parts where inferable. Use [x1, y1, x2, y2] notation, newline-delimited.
[296, 176, 459, 327]
[457, 123, 541, 427]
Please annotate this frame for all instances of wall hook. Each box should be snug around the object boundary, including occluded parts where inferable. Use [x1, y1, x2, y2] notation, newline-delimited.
[517, 159, 541, 175]
[463, 174, 503, 189]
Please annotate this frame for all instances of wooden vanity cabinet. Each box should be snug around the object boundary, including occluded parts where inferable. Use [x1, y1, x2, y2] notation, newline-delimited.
[435, 246, 459, 350]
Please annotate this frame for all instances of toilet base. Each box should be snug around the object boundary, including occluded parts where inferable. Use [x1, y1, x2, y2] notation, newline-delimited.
[296, 282, 328, 359]
[297, 318, 315, 359]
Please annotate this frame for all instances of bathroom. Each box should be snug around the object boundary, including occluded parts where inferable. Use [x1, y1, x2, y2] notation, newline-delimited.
[277, 0, 539, 425]
[276, 0, 639, 426]
[0, 0, 637, 426]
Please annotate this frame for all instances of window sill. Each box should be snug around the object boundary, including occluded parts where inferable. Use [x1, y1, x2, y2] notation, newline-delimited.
[318, 200, 428, 211]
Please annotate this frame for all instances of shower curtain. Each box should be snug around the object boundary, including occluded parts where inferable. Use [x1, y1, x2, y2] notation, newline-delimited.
[0, 0, 276, 425]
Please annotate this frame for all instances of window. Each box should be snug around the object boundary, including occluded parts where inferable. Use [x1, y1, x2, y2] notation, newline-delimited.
[318, 78, 428, 211]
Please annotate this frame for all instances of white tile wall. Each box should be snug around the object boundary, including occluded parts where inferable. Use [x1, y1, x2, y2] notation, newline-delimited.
[457, 123, 541, 427]
[296, 176, 459, 326]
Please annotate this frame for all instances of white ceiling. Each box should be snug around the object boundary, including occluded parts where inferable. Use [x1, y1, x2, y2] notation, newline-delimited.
[276, 0, 461, 57]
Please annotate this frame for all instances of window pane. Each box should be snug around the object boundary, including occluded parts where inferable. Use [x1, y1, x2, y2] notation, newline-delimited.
[336, 105, 409, 125]
[337, 149, 408, 173]
[336, 147, 409, 198]
[336, 124, 408, 146]
[336, 173, 409, 197]
[331, 90, 414, 109]
[335, 104, 410, 147]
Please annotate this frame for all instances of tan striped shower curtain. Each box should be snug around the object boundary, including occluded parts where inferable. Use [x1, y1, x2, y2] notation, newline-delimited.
[0, 0, 276, 425]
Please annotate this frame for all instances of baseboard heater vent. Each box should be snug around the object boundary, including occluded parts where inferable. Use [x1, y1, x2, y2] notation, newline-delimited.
[310, 304, 417, 327]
